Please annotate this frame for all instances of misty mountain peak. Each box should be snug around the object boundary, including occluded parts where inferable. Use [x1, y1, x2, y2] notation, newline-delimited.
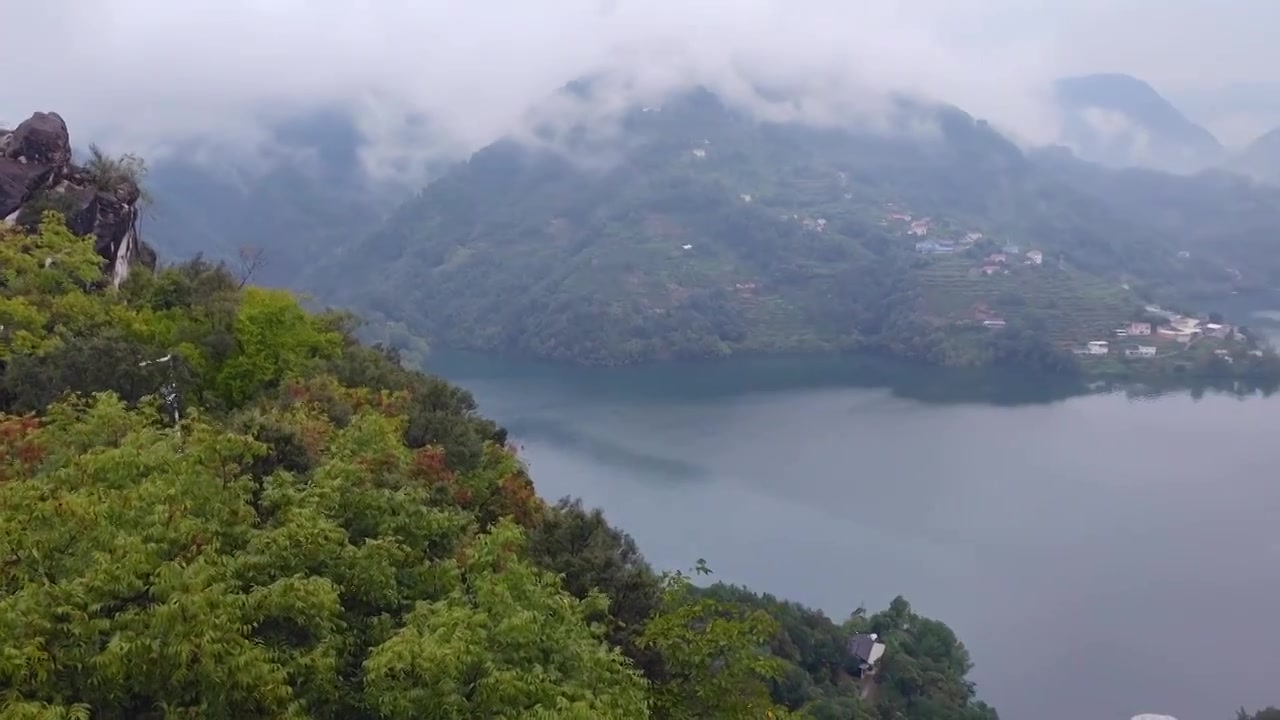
[1054, 73, 1222, 173]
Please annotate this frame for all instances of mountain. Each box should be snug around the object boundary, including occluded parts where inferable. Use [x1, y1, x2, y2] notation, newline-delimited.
[144, 109, 407, 288]
[1, 110, 1001, 720]
[1054, 73, 1224, 173]
[307, 85, 1280, 379]
[1230, 125, 1280, 185]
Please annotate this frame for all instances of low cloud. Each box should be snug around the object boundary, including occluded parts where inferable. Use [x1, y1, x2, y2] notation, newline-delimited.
[2, 1, 1276, 183]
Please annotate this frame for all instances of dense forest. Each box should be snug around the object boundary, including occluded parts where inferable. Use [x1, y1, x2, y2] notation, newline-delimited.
[0, 212, 1001, 718]
[297, 87, 1280, 375]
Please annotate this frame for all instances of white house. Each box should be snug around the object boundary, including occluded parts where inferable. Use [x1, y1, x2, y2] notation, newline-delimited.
[1127, 322, 1152, 336]
[1026, 250, 1044, 265]
[1125, 345, 1156, 358]
[691, 148, 707, 159]
[1086, 341, 1110, 355]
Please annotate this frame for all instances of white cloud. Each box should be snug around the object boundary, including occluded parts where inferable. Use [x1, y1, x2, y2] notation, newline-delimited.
[2, 0, 1277, 179]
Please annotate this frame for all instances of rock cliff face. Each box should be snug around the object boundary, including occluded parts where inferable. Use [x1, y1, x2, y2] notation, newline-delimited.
[0, 112, 156, 285]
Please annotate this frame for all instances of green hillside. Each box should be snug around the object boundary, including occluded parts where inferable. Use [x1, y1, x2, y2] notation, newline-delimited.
[305, 87, 1280, 377]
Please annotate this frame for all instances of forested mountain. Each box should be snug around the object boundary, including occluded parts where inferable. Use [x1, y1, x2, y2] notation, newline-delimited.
[304, 85, 1280, 376]
[0, 117, 1002, 715]
[1027, 147, 1280, 294]
[1053, 73, 1224, 172]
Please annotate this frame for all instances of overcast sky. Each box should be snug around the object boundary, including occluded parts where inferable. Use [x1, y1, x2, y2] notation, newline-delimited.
[3, 0, 1278, 176]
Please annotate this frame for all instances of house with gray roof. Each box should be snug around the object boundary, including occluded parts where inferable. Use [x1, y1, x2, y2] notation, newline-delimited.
[847, 633, 887, 677]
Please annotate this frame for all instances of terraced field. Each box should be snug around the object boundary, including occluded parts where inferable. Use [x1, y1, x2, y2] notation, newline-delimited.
[914, 253, 1138, 344]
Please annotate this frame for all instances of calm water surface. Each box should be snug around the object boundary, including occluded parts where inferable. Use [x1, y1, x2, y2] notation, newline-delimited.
[426, 321, 1280, 720]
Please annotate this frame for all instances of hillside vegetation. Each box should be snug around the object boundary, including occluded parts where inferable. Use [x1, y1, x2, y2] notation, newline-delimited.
[0, 212, 998, 718]
[305, 87, 1280, 373]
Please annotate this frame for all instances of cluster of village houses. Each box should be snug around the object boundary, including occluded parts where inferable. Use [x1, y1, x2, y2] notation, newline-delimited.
[1069, 306, 1262, 361]
[881, 206, 1264, 363]
[883, 210, 1046, 274]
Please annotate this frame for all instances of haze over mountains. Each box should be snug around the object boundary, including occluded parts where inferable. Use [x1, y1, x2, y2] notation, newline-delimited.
[142, 109, 407, 287]
[137, 69, 1280, 280]
[1053, 73, 1224, 172]
[9, 1, 1280, 179]
[137, 71, 1280, 259]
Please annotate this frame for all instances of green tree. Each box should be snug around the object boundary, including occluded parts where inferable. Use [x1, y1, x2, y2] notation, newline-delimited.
[868, 596, 997, 720]
[215, 287, 340, 406]
[526, 498, 665, 677]
[0, 213, 103, 298]
[363, 519, 649, 720]
[639, 561, 789, 719]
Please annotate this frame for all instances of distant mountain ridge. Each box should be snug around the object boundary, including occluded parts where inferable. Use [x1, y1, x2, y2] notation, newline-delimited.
[299, 83, 1280, 379]
[1054, 73, 1223, 173]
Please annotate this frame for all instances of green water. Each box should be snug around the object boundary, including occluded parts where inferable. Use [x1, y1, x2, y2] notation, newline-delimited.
[424, 318, 1280, 720]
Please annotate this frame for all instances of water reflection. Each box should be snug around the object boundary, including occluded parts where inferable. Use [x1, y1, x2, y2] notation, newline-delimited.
[427, 348, 1280, 407]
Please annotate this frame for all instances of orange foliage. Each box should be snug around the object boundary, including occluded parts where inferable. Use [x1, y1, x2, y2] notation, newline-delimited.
[0, 414, 44, 482]
[281, 377, 408, 421]
[495, 471, 543, 528]
[409, 446, 455, 486]
[295, 416, 332, 459]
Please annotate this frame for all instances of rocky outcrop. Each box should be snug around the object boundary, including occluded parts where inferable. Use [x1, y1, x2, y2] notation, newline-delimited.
[0, 112, 155, 285]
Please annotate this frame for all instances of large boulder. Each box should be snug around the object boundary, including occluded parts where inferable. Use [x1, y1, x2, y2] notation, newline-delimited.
[56, 184, 101, 236]
[0, 111, 156, 282]
[4, 112, 72, 168]
[91, 191, 138, 261]
[0, 158, 53, 219]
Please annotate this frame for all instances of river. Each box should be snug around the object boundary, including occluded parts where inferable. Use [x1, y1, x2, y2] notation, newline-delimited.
[424, 311, 1280, 720]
